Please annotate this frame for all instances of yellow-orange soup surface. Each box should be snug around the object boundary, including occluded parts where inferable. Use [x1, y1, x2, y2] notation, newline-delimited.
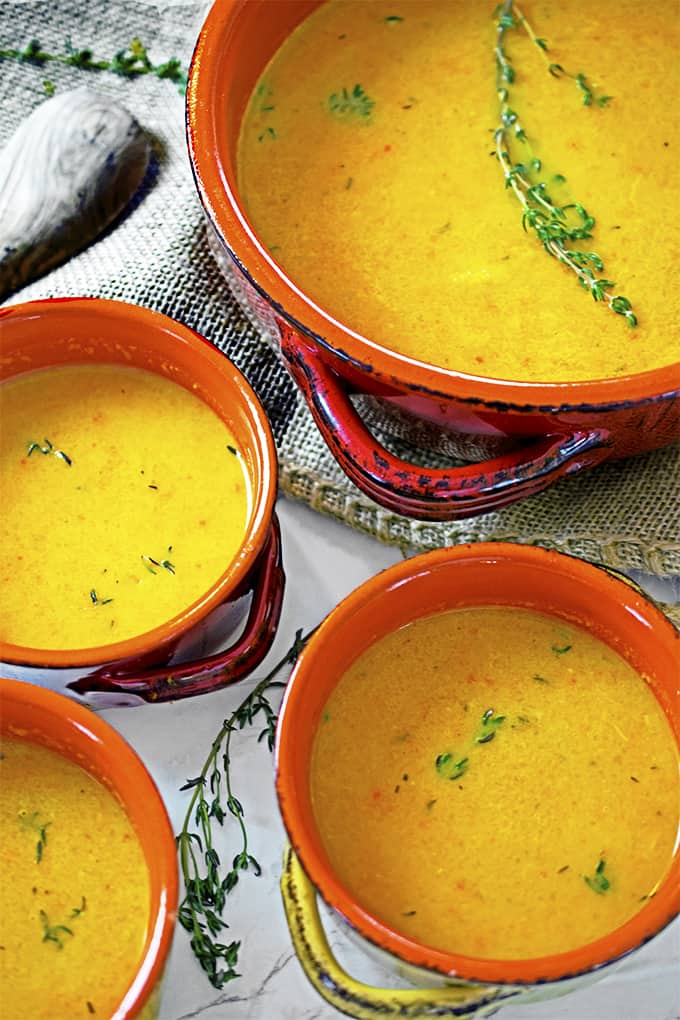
[311, 607, 680, 959]
[0, 364, 250, 650]
[0, 736, 151, 1019]
[238, 0, 679, 382]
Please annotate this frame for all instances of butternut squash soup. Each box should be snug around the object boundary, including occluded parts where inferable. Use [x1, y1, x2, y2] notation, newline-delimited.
[0, 364, 250, 650]
[310, 607, 680, 959]
[238, 0, 679, 382]
[0, 736, 151, 1019]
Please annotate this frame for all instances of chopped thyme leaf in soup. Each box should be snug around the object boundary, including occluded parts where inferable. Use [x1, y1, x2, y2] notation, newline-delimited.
[0, 737, 149, 1017]
[238, 0, 679, 381]
[310, 606, 679, 959]
[0, 364, 250, 650]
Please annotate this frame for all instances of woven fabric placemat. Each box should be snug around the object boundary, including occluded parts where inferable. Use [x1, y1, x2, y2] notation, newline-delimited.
[2, 1, 679, 590]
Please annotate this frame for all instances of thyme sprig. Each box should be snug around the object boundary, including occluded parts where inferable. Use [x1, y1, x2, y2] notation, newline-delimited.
[0, 36, 187, 93]
[176, 627, 314, 989]
[493, 1, 637, 326]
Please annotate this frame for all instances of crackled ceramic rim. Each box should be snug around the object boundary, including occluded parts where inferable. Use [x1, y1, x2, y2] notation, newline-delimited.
[187, 0, 679, 410]
[0, 677, 178, 1018]
[0, 296, 278, 668]
[275, 543, 680, 986]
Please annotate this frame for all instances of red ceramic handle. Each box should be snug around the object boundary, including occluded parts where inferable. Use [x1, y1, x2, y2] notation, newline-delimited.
[69, 514, 285, 703]
[280, 329, 611, 521]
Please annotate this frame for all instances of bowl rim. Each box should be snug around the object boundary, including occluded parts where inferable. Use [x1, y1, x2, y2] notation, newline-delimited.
[186, 0, 680, 410]
[274, 542, 680, 986]
[0, 296, 278, 667]
[0, 676, 178, 1019]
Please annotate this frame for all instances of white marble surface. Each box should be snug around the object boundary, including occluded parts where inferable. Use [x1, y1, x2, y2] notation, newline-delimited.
[101, 498, 680, 1020]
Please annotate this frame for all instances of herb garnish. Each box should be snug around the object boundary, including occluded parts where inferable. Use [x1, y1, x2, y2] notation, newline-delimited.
[493, 1, 637, 326]
[584, 857, 611, 894]
[39, 898, 85, 949]
[474, 708, 506, 744]
[27, 438, 72, 465]
[141, 554, 175, 575]
[435, 708, 505, 782]
[0, 37, 187, 93]
[89, 589, 113, 606]
[328, 83, 374, 119]
[551, 643, 572, 655]
[19, 810, 51, 863]
[176, 627, 314, 989]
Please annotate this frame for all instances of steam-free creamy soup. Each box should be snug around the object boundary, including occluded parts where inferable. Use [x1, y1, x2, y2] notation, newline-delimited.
[311, 607, 680, 959]
[0, 737, 151, 1020]
[239, 0, 679, 382]
[0, 364, 250, 650]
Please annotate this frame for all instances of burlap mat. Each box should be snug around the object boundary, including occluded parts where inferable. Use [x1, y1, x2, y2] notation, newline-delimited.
[2, 2, 679, 600]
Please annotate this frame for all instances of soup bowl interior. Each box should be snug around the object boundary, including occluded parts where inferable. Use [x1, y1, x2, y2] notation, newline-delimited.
[275, 543, 680, 986]
[0, 297, 278, 669]
[0, 676, 178, 1018]
[188, 0, 680, 407]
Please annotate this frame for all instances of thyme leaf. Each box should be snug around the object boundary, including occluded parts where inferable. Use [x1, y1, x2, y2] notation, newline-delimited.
[18, 810, 51, 863]
[584, 857, 611, 894]
[27, 438, 72, 465]
[435, 709, 505, 782]
[39, 898, 85, 948]
[328, 83, 374, 118]
[176, 626, 316, 989]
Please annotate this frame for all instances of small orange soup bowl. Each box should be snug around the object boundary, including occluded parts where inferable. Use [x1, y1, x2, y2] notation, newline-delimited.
[0, 297, 284, 706]
[0, 677, 178, 1018]
[275, 544, 680, 1018]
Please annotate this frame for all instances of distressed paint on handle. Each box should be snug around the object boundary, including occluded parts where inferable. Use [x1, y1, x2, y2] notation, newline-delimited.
[280, 326, 612, 520]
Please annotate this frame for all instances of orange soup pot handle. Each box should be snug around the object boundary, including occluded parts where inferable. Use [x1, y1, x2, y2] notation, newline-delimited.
[280, 329, 611, 520]
[69, 515, 285, 703]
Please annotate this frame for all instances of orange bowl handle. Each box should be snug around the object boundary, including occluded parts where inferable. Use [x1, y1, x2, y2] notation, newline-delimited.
[280, 328, 611, 521]
[69, 514, 285, 702]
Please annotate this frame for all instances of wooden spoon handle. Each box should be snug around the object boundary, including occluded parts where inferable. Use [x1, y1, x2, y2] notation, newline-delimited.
[0, 87, 150, 299]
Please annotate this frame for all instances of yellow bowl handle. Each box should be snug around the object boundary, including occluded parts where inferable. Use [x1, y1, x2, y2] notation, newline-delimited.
[280, 845, 518, 1018]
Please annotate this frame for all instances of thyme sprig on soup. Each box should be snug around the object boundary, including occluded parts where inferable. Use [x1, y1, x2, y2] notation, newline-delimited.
[238, 0, 678, 381]
[311, 607, 679, 959]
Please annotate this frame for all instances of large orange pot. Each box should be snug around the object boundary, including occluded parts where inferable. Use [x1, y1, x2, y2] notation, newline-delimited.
[0, 297, 284, 706]
[187, 0, 680, 521]
[275, 544, 680, 1017]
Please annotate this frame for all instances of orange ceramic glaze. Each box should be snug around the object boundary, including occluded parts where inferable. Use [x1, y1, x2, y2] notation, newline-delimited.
[275, 544, 680, 987]
[0, 298, 283, 705]
[187, 0, 680, 520]
[0, 677, 178, 1018]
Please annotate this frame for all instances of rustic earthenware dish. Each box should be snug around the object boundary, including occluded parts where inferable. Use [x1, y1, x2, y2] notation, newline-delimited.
[275, 543, 680, 1017]
[186, 0, 680, 522]
[0, 676, 178, 1018]
[0, 297, 284, 706]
